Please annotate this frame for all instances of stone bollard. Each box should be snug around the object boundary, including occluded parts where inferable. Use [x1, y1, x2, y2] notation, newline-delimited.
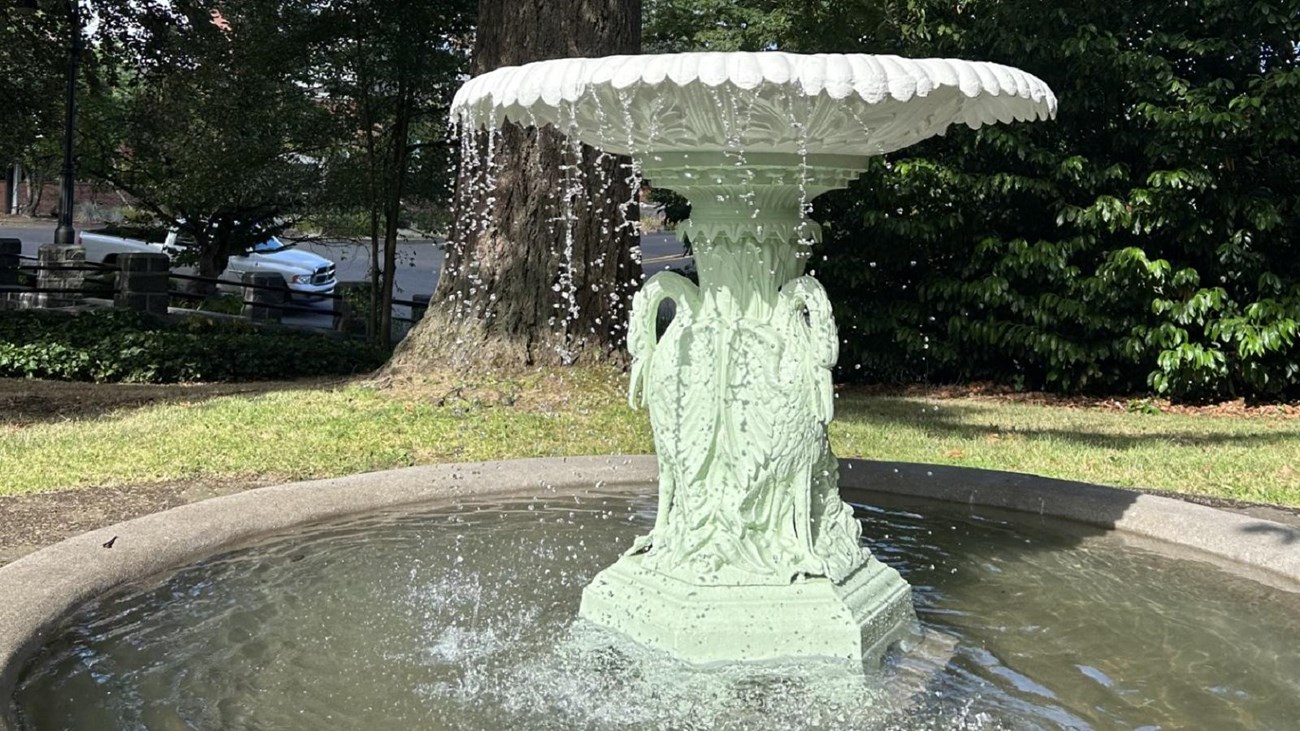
[241, 272, 285, 323]
[0, 239, 20, 310]
[411, 293, 432, 323]
[35, 243, 86, 308]
[115, 253, 171, 315]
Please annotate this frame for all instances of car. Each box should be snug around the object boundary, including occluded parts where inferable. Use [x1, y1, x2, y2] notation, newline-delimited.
[81, 229, 337, 301]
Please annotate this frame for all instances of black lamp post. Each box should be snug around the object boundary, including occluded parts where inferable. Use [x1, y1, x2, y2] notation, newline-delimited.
[19, 0, 82, 245]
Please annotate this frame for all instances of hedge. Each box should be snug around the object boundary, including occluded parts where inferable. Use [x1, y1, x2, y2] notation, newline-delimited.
[0, 309, 389, 383]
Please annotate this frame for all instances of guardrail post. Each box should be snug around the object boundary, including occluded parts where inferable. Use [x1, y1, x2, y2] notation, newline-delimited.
[115, 252, 170, 315]
[411, 293, 431, 323]
[0, 239, 20, 310]
[241, 272, 284, 323]
[36, 243, 85, 308]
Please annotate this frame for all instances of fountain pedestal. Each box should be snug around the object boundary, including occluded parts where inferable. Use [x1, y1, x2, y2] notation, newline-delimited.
[579, 153, 916, 666]
[451, 51, 1056, 669]
[581, 546, 914, 666]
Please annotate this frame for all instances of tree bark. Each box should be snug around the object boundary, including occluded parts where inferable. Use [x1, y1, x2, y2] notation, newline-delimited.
[380, 89, 412, 349]
[193, 228, 229, 297]
[368, 208, 381, 341]
[384, 0, 642, 372]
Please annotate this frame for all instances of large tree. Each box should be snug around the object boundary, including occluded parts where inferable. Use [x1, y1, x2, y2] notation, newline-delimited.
[304, 0, 474, 346]
[385, 0, 642, 371]
[1, 3, 74, 216]
[82, 0, 331, 280]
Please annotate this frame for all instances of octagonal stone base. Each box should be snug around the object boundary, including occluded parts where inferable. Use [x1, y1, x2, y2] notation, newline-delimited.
[578, 552, 918, 668]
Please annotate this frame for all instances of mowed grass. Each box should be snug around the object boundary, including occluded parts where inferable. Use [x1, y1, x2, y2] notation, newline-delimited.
[1, 369, 1297, 506]
[830, 395, 1299, 506]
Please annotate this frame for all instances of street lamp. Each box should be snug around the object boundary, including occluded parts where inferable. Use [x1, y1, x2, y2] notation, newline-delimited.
[18, 0, 82, 245]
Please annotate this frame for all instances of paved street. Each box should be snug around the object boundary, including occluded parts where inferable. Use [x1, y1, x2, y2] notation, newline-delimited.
[0, 222, 691, 330]
[639, 231, 693, 273]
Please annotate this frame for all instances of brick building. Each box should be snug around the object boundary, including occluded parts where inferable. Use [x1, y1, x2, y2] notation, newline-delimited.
[4, 163, 129, 219]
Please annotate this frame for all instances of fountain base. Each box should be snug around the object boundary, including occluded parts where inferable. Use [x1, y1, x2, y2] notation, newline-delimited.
[579, 551, 917, 668]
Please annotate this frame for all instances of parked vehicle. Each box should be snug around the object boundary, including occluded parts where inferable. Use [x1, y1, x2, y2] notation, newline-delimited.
[81, 230, 337, 300]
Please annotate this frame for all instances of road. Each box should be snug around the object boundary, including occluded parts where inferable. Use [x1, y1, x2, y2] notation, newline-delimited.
[0, 223, 691, 330]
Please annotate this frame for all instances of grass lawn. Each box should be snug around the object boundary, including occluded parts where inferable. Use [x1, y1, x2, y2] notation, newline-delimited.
[1, 369, 1297, 506]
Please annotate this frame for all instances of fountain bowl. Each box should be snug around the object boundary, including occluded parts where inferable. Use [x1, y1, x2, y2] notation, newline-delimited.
[450, 52, 1057, 158]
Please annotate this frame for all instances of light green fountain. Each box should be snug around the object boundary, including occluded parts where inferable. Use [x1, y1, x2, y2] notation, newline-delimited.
[451, 52, 1057, 667]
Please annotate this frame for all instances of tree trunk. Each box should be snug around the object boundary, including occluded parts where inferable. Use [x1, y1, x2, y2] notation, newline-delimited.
[384, 0, 641, 372]
[380, 88, 413, 349]
[361, 58, 383, 345]
[194, 230, 229, 297]
[24, 166, 46, 217]
[368, 208, 381, 342]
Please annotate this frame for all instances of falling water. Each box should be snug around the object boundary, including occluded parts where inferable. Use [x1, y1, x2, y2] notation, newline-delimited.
[792, 94, 815, 251]
[552, 103, 585, 362]
[441, 87, 675, 354]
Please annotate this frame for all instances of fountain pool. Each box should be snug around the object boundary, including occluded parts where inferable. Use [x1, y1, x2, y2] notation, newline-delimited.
[12, 483, 1300, 731]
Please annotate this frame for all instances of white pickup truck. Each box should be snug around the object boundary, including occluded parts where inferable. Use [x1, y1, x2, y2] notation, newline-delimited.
[80, 230, 337, 300]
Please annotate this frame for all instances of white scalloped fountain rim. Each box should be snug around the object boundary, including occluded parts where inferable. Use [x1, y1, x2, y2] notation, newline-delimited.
[451, 52, 1058, 130]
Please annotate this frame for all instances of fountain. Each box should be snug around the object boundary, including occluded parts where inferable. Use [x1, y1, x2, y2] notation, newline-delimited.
[450, 52, 1056, 667]
[12, 50, 1299, 731]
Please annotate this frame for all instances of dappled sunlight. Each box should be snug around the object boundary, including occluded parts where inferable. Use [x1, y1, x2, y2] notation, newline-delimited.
[0, 377, 344, 426]
[371, 365, 631, 413]
[835, 395, 1300, 449]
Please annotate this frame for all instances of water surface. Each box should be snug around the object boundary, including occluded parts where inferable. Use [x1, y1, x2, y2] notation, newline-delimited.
[14, 489, 1300, 730]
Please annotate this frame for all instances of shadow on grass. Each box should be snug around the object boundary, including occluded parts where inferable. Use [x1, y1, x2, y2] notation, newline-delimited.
[0, 377, 347, 426]
[836, 395, 1300, 450]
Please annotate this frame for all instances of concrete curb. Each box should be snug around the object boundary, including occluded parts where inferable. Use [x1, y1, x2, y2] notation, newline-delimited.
[3, 455, 1298, 728]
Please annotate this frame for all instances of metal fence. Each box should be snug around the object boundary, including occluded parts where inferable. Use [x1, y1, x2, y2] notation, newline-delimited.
[0, 241, 429, 337]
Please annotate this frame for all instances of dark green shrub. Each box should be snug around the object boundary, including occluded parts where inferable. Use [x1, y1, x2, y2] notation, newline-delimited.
[0, 310, 389, 383]
[645, 0, 1300, 402]
[195, 294, 244, 316]
[810, 0, 1300, 403]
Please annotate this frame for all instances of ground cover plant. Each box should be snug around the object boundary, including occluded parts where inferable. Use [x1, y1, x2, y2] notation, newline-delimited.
[2, 370, 1296, 507]
[0, 310, 387, 383]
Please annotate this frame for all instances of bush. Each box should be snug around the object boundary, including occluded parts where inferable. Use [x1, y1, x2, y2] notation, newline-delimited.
[807, 0, 1300, 403]
[194, 294, 244, 316]
[0, 310, 389, 383]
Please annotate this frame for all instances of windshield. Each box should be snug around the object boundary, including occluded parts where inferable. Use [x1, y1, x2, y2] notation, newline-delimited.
[251, 236, 293, 253]
[169, 232, 294, 254]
